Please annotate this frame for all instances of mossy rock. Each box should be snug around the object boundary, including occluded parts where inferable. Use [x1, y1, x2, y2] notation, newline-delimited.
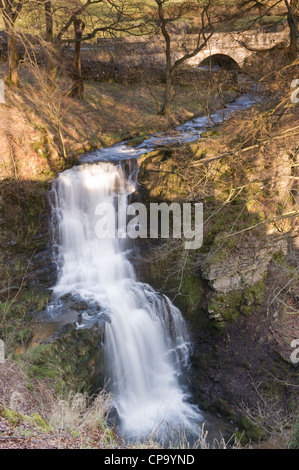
[213, 398, 233, 418]
[200, 130, 219, 138]
[234, 431, 249, 446]
[126, 134, 149, 147]
[239, 415, 266, 442]
[138, 147, 190, 201]
[0, 404, 31, 425]
[207, 280, 265, 328]
[239, 415, 255, 431]
[71, 301, 88, 311]
[246, 426, 266, 441]
[180, 275, 203, 313]
[0, 405, 51, 431]
[0, 405, 23, 425]
[191, 352, 209, 371]
[31, 412, 51, 431]
[15, 323, 105, 396]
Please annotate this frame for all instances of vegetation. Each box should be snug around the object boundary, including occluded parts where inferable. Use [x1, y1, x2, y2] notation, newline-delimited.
[0, 0, 298, 451]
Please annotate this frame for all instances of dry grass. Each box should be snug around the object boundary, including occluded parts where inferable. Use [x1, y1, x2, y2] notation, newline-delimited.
[0, 61, 239, 176]
[49, 391, 113, 433]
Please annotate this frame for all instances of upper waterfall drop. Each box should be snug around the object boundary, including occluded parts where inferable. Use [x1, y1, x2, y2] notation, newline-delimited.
[48, 161, 202, 443]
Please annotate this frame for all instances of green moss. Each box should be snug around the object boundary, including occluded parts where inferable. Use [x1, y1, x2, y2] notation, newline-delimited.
[239, 415, 266, 442]
[246, 426, 266, 441]
[207, 280, 265, 327]
[192, 352, 209, 371]
[16, 328, 33, 345]
[22, 344, 62, 380]
[240, 415, 254, 431]
[0, 286, 52, 353]
[234, 431, 248, 446]
[21, 290, 50, 312]
[244, 280, 265, 306]
[126, 132, 150, 147]
[240, 305, 252, 317]
[189, 143, 208, 160]
[0, 406, 24, 425]
[213, 398, 233, 418]
[181, 275, 203, 312]
[31, 412, 51, 431]
[0, 404, 51, 431]
[15, 324, 104, 396]
[200, 130, 218, 138]
[0, 405, 34, 426]
[139, 147, 190, 201]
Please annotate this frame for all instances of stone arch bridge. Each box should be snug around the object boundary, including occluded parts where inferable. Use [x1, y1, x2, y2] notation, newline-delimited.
[97, 29, 289, 69]
[186, 30, 289, 68]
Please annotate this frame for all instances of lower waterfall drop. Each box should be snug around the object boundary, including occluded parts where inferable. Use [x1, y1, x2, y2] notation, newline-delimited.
[49, 161, 202, 443]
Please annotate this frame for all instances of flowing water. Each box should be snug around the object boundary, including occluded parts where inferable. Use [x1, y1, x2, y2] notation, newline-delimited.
[79, 94, 258, 164]
[46, 93, 259, 444]
[48, 162, 201, 443]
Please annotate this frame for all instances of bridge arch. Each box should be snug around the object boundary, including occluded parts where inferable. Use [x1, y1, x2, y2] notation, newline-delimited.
[187, 46, 251, 69]
[198, 53, 241, 71]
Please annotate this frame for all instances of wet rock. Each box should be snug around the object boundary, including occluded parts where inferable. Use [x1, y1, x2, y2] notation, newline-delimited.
[60, 293, 76, 302]
[71, 301, 88, 311]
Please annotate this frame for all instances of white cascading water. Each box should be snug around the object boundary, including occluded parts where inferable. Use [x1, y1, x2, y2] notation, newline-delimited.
[49, 161, 201, 443]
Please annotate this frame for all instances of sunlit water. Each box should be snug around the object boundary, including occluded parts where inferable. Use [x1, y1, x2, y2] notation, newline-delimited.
[79, 94, 258, 164]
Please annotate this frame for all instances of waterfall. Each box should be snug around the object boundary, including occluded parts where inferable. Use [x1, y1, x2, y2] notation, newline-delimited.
[48, 161, 202, 443]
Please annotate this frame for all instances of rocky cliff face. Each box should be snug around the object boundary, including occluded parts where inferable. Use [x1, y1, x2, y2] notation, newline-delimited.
[136, 106, 299, 444]
[201, 236, 288, 294]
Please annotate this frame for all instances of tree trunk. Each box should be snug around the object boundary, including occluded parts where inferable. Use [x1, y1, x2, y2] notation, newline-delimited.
[2, 8, 19, 87]
[44, 0, 53, 42]
[46, 40, 60, 83]
[6, 23, 19, 86]
[1, 1, 25, 87]
[285, 0, 299, 59]
[44, 0, 59, 82]
[161, 69, 174, 116]
[157, 0, 174, 117]
[71, 18, 85, 99]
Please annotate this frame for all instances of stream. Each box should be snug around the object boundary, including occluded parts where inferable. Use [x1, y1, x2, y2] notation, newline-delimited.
[42, 92, 259, 445]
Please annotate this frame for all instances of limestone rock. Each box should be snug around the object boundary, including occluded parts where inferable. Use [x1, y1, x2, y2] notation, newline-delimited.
[201, 236, 287, 293]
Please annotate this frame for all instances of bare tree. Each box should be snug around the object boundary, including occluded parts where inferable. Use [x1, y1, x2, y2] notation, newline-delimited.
[43, 0, 57, 81]
[70, 17, 85, 98]
[228, 0, 298, 59]
[42, 0, 103, 83]
[42, 0, 146, 94]
[152, 0, 214, 117]
[0, 0, 24, 86]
